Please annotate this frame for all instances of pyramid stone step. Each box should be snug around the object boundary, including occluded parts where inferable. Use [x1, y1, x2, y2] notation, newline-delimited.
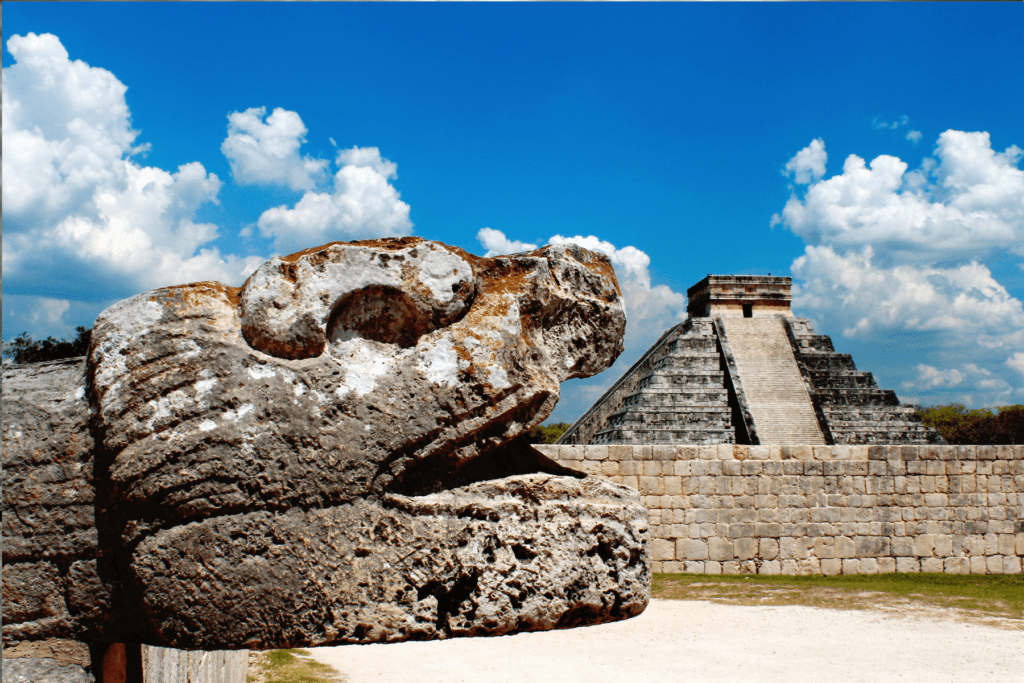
[719, 317, 825, 445]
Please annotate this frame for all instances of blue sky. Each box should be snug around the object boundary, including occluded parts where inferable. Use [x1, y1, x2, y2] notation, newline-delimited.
[4, 3, 1023, 422]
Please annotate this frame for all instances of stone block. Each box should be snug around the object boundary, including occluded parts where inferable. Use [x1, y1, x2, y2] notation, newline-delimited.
[820, 558, 842, 576]
[735, 538, 758, 560]
[1003, 556, 1022, 574]
[877, 557, 896, 573]
[607, 445, 632, 462]
[749, 446, 770, 460]
[914, 535, 934, 557]
[2, 561, 70, 625]
[780, 560, 800, 575]
[921, 558, 943, 573]
[653, 445, 675, 461]
[890, 537, 913, 557]
[835, 537, 856, 559]
[859, 558, 878, 574]
[662, 561, 685, 573]
[793, 445, 814, 461]
[677, 539, 708, 561]
[1017, 533, 1024, 556]
[899, 446, 919, 461]
[987, 556, 1004, 574]
[652, 539, 675, 561]
[943, 557, 969, 574]
[676, 445, 698, 461]
[868, 446, 890, 461]
[999, 534, 1017, 556]
[759, 560, 781, 575]
[841, 559, 861, 574]
[855, 536, 889, 557]
[970, 556, 988, 574]
[709, 538, 734, 562]
[985, 533, 999, 555]
[663, 477, 682, 496]
[704, 561, 722, 575]
[722, 561, 741, 575]
[639, 477, 663, 496]
[933, 535, 952, 557]
[896, 557, 920, 573]
[812, 537, 835, 559]
[759, 538, 779, 560]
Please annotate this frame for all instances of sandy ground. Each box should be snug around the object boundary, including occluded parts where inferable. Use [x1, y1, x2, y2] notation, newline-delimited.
[306, 599, 1023, 683]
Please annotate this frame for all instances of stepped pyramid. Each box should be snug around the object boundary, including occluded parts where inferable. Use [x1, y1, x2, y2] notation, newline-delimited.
[559, 275, 944, 446]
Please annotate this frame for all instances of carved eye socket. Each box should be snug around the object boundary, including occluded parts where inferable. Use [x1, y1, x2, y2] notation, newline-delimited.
[327, 286, 433, 349]
[239, 241, 479, 360]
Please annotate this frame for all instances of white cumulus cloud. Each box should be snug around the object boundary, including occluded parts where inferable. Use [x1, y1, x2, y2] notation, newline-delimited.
[775, 131, 1024, 265]
[255, 145, 412, 255]
[2, 32, 266, 315]
[336, 146, 398, 179]
[477, 228, 538, 256]
[221, 106, 330, 191]
[872, 115, 910, 131]
[783, 138, 827, 185]
[778, 130, 1024, 407]
[904, 364, 964, 390]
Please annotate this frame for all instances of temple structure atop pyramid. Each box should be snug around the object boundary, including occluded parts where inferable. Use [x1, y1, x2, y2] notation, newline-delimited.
[558, 275, 944, 446]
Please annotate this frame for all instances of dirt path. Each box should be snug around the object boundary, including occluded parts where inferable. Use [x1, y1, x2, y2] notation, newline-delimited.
[306, 599, 1023, 683]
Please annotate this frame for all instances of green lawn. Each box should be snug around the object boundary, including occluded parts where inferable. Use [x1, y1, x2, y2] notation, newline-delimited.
[248, 649, 345, 683]
[653, 572, 1024, 624]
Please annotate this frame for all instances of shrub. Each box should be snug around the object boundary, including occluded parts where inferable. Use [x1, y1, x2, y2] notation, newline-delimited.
[917, 403, 1024, 445]
[524, 422, 570, 444]
[2, 327, 92, 364]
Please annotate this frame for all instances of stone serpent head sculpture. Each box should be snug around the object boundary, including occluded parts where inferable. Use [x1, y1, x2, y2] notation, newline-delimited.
[3, 237, 649, 653]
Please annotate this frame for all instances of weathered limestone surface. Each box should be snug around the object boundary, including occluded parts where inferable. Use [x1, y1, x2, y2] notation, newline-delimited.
[3, 237, 648, 654]
[1, 656, 94, 683]
[1, 639, 94, 683]
[539, 444, 1023, 576]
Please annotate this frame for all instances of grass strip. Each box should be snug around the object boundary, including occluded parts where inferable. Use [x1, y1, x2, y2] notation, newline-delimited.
[248, 648, 345, 683]
[653, 572, 1023, 624]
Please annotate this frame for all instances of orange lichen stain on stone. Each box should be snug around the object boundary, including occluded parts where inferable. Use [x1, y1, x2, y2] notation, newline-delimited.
[154, 281, 243, 308]
[466, 259, 537, 322]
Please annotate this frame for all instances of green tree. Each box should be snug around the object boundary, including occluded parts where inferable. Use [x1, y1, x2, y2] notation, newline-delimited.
[2, 327, 92, 364]
[524, 422, 570, 444]
[917, 403, 1024, 445]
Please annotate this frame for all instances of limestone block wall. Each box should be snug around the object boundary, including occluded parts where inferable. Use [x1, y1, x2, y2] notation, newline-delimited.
[535, 444, 1024, 576]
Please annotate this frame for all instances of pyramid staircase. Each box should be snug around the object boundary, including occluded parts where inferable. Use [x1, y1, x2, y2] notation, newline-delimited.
[716, 317, 825, 445]
[560, 319, 734, 445]
[784, 319, 945, 445]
